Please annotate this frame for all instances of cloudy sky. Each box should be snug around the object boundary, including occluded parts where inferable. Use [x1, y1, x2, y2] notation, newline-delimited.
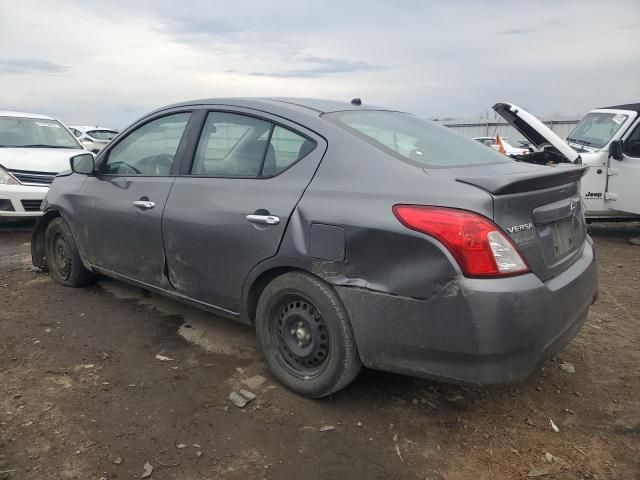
[1, 0, 639, 127]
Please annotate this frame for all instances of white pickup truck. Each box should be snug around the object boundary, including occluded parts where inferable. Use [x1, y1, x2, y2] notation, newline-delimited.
[493, 102, 640, 221]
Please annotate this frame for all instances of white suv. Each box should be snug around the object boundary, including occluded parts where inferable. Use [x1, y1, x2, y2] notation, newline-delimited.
[0, 110, 85, 219]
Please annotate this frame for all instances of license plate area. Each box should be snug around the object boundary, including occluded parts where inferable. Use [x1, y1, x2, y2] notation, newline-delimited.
[552, 219, 575, 257]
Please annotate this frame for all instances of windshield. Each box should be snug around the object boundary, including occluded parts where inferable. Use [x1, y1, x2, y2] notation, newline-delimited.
[0, 116, 82, 149]
[87, 129, 117, 141]
[326, 111, 510, 168]
[567, 112, 629, 149]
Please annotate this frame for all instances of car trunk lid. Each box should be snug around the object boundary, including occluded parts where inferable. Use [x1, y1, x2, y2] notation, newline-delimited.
[460, 163, 587, 281]
[428, 161, 588, 281]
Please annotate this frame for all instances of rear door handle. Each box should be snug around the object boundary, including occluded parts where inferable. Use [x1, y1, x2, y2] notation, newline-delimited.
[246, 214, 280, 225]
[133, 200, 155, 210]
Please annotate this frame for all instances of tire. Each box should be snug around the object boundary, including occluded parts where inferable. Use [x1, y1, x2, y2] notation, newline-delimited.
[44, 217, 96, 287]
[255, 271, 362, 398]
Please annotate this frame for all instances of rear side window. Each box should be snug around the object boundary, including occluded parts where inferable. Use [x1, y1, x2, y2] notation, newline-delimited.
[192, 112, 271, 176]
[325, 111, 509, 168]
[191, 112, 315, 177]
[263, 126, 316, 176]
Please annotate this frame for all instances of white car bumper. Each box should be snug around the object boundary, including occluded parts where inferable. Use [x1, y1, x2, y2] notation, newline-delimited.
[0, 184, 48, 217]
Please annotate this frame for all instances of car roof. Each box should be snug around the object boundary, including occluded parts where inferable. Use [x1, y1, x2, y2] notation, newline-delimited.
[0, 110, 55, 120]
[600, 103, 640, 113]
[161, 97, 395, 116]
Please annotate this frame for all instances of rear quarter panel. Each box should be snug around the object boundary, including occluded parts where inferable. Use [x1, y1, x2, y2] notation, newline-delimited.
[271, 125, 495, 300]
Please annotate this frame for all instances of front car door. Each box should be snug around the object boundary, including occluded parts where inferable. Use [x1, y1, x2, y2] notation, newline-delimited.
[606, 116, 640, 215]
[72, 111, 193, 287]
[162, 107, 326, 314]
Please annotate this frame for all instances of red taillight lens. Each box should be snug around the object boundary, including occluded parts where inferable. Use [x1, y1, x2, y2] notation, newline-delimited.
[392, 205, 530, 277]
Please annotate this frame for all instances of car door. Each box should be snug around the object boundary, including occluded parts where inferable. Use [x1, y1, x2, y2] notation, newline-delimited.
[73, 111, 193, 287]
[607, 119, 640, 215]
[162, 108, 326, 313]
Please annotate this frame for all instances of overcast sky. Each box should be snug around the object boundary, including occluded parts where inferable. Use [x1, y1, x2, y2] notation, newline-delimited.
[1, 0, 639, 127]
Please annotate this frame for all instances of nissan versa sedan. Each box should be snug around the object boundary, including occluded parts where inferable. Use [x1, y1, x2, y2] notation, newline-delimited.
[31, 98, 598, 398]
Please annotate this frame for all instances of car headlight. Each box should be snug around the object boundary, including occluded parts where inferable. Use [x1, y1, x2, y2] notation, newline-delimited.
[0, 165, 19, 185]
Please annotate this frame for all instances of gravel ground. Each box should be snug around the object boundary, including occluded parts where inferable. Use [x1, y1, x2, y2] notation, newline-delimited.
[1, 220, 639, 480]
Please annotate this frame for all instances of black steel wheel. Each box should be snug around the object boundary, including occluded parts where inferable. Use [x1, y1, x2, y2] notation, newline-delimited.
[270, 295, 330, 377]
[44, 217, 96, 287]
[256, 271, 362, 398]
[50, 231, 72, 280]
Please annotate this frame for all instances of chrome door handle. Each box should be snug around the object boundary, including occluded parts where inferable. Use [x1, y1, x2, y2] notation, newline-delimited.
[246, 214, 280, 225]
[133, 200, 155, 209]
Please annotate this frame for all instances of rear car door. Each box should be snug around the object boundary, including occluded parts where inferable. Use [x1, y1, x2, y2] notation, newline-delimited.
[162, 108, 326, 313]
[606, 119, 640, 215]
[74, 111, 192, 287]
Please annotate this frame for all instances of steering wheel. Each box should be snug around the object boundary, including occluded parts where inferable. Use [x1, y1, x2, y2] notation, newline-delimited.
[137, 153, 174, 175]
[107, 160, 141, 175]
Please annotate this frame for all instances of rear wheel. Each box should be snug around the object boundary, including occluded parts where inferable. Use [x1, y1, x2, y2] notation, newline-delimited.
[45, 217, 95, 287]
[256, 271, 361, 398]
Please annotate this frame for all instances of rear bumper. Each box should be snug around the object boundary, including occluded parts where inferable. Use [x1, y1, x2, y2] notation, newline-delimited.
[0, 185, 47, 217]
[336, 237, 598, 384]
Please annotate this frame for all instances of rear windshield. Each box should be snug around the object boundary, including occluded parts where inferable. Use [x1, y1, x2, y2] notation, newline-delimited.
[87, 129, 118, 140]
[325, 110, 510, 168]
[566, 112, 629, 149]
[0, 116, 81, 149]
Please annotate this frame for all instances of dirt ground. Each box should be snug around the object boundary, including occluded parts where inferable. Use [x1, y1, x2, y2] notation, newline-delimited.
[0, 220, 639, 480]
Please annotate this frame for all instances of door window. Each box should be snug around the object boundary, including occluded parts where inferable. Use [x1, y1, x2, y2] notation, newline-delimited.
[263, 126, 316, 176]
[191, 112, 272, 176]
[191, 112, 316, 177]
[623, 124, 640, 157]
[104, 113, 190, 175]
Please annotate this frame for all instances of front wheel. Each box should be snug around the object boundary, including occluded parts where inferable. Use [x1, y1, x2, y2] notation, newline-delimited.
[44, 217, 96, 287]
[256, 271, 362, 398]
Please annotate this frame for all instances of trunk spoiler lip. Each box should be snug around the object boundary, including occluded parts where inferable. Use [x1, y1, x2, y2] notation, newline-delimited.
[456, 165, 587, 195]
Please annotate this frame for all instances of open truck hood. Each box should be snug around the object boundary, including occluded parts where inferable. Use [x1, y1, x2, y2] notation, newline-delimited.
[493, 102, 580, 163]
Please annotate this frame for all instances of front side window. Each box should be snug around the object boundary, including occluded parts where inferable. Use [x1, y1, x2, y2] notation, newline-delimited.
[0, 116, 82, 149]
[325, 111, 509, 168]
[104, 113, 190, 176]
[567, 112, 630, 149]
[623, 123, 640, 157]
[191, 112, 315, 177]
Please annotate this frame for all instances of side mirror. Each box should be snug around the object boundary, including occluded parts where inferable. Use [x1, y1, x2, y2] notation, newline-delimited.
[70, 153, 95, 174]
[609, 139, 624, 161]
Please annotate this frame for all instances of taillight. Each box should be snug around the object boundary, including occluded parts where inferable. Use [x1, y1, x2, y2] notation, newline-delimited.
[392, 205, 530, 277]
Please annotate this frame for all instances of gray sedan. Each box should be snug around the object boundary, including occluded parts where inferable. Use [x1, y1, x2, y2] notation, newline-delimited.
[31, 98, 598, 398]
